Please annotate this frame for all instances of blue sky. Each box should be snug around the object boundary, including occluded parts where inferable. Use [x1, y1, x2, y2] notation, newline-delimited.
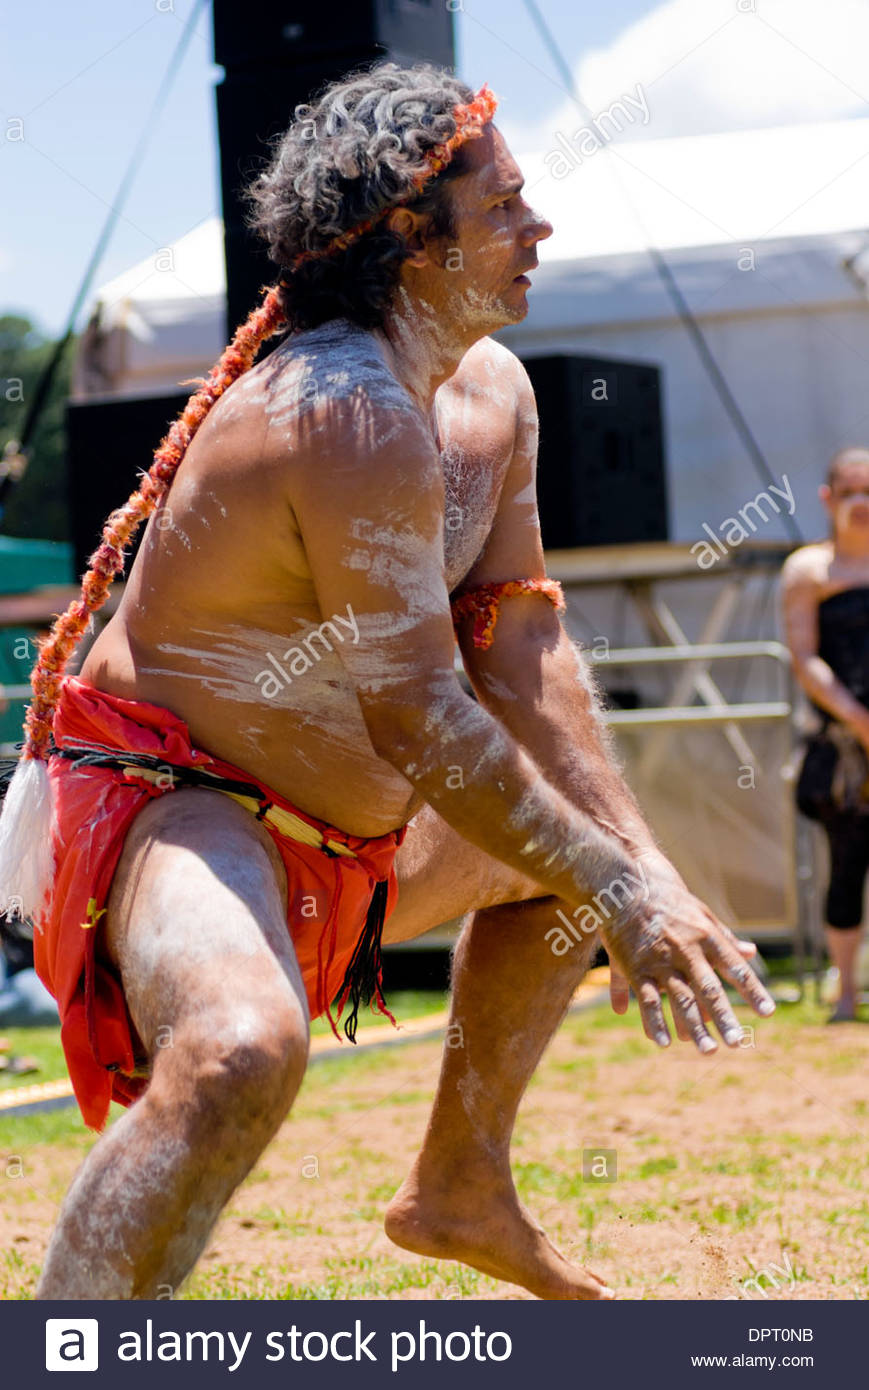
[0, 0, 656, 337]
[4, 0, 866, 339]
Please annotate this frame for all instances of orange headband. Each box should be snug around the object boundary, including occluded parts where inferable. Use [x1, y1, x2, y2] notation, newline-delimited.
[283, 82, 498, 275]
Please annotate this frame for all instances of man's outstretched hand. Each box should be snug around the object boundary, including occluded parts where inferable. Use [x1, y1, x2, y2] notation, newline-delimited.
[602, 867, 775, 1053]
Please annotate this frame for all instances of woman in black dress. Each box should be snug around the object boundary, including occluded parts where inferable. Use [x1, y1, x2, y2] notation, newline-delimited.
[781, 447, 869, 1021]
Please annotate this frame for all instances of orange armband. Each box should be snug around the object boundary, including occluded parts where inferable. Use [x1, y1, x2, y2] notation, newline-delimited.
[450, 577, 566, 650]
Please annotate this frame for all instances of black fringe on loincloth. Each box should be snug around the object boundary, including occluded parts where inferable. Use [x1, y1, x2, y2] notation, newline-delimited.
[333, 877, 393, 1043]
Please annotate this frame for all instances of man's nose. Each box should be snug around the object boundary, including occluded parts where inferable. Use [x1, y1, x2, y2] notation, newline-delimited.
[522, 209, 553, 244]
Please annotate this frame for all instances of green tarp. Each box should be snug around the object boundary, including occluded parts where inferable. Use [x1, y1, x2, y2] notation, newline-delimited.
[0, 536, 73, 594]
[0, 536, 74, 745]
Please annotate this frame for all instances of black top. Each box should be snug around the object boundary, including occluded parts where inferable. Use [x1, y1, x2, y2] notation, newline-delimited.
[813, 585, 869, 723]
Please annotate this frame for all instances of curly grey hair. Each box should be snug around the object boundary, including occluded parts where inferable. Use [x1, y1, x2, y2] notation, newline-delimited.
[242, 60, 478, 331]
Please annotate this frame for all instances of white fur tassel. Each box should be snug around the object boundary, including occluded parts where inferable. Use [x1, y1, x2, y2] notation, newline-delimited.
[0, 756, 56, 931]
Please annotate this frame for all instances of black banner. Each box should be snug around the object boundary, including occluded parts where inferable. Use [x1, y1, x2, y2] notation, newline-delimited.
[2, 1299, 861, 1386]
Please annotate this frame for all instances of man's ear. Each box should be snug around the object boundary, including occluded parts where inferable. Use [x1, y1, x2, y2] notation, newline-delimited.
[384, 207, 431, 268]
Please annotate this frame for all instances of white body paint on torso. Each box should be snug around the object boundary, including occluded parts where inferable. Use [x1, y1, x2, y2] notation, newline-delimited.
[80, 320, 520, 835]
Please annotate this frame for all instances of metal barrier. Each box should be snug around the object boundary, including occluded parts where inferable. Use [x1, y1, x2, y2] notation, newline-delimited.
[589, 639, 821, 996]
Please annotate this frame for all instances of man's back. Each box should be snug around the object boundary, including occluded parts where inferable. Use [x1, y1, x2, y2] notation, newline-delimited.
[80, 319, 519, 835]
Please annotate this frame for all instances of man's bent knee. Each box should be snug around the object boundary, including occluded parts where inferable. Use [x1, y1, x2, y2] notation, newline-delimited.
[152, 1002, 309, 1137]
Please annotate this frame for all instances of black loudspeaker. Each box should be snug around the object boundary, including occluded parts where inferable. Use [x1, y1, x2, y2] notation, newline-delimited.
[212, 0, 454, 72]
[65, 392, 190, 578]
[215, 63, 341, 338]
[521, 353, 669, 549]
[212, 0, 455, 335]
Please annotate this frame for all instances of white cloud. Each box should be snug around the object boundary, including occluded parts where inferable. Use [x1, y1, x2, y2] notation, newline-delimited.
[502, 0, 869, 154]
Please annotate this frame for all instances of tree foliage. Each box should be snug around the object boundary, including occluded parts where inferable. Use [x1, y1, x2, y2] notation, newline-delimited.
[0, 314, 74, 542]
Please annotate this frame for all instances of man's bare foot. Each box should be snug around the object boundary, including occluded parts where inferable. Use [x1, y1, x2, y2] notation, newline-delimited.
[384, 1163, 615, 1300]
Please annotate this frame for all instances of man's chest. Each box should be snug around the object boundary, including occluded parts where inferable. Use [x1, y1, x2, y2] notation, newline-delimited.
[434, 390, 514, 590]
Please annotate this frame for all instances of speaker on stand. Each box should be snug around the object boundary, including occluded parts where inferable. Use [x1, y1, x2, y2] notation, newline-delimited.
[65, 391, 190, 578]
[521, 352, 669, 549]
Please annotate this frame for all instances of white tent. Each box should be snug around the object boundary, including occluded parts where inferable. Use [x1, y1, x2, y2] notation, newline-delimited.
[71, 219, 227, 401]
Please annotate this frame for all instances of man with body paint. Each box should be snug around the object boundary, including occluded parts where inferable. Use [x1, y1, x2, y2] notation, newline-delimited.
[21, 62, 774, 1300]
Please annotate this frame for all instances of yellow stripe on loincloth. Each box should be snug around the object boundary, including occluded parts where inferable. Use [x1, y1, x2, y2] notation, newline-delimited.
[81, 897, 107, 930]
[118, 760, 358, 859]
[218, 793, 358, 858]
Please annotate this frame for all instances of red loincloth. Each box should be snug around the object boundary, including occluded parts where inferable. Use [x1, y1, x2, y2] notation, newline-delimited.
[34, 676, 406, 1131]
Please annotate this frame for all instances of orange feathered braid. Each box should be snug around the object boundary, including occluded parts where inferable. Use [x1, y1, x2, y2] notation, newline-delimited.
[22, 283, 288, 763]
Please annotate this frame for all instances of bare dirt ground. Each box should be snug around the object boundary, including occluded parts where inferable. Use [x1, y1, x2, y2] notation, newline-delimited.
[1, 992, 867, 1300]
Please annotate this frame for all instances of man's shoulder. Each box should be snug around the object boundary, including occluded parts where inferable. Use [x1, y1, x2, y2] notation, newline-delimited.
[448, 337, 532, 402]
[269, 323, 425, 456]
[283, 320, 415, 411]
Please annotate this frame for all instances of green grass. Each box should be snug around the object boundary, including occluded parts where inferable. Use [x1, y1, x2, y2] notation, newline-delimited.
[309, 989, 449, 1038]
[0, 993, 448, 1091]
[0, 981, 839, 1156]
[0, 1105, 98, 1152]
[2, 972, 866, 1301]
[704, 1196, 774, 1230]
[225, 1202, 316, 1237]
[636, 1156, 678, 1179]
[181, 1255, 491, 1301]
[0, 992, 449, 1145]
[0, 1026, 68, 1089]
[1, 1247, 43, 1300]
[0, 1024, 111, 1146]
[603, 1037, 652, 1064]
